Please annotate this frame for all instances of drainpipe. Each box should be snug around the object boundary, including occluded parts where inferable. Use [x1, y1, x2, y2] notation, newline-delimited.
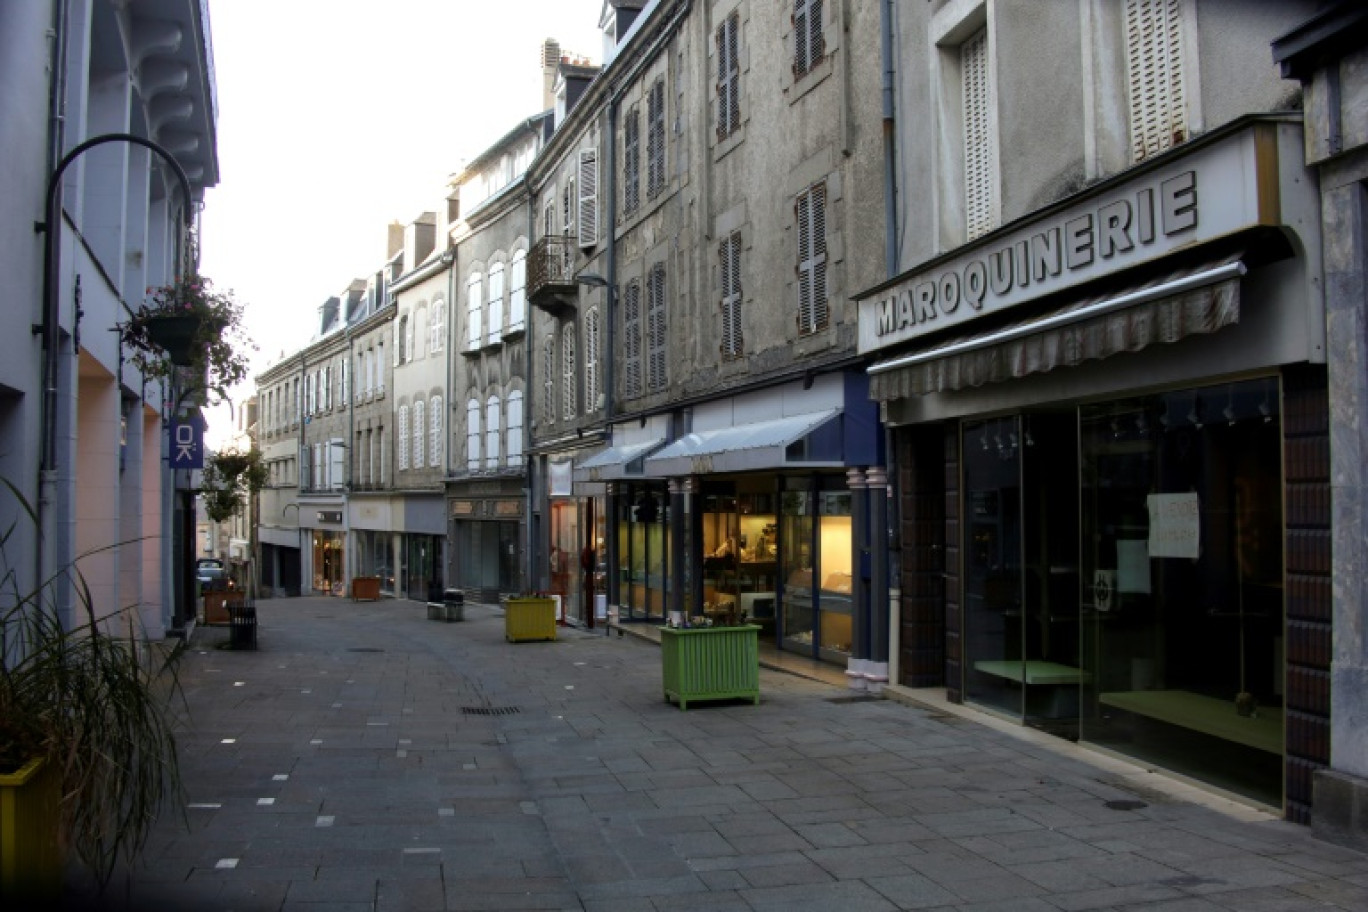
[880, 0, 899, 277]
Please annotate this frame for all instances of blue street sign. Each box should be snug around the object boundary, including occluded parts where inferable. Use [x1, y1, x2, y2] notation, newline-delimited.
[170, 417, 204, 469]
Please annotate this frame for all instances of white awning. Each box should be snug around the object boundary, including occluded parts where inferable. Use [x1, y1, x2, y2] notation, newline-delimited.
[869, 256, 1245, 400]
[573, 438, 666, 482]
[644, 409, 842, 476]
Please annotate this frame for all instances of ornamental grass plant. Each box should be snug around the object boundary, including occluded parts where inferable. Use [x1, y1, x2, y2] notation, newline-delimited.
[0, 479, 185, 893]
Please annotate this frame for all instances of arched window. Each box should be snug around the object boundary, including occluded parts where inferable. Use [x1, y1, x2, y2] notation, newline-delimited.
[487, 263, 505, 345]
[485, 396, 501, 470]
[397, 315, 408, 364]
[507, 390, 524, 462]
[562, 328, 577, 419]
[413, 399, 425, 469]
[466, 274, 483, 349]
[508, 250, 527, 333]
[397, 405, 409, 470]
[466, 398, 481, 471]
[429, 395, 443, 468]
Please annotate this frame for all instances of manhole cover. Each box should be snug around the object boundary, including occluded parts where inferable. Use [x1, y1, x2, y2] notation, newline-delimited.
[462, 706, 521, 716]
[1104, 799, 1148, 811]
[347, 647, 384, 653]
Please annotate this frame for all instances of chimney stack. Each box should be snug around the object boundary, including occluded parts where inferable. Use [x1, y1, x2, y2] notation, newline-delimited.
[542, 38, 561, 112]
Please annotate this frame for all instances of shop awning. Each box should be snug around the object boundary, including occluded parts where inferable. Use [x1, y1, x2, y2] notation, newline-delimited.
[644, 409, 843, 476]
[868, 256, 1246, 400]
[573, 438, 666, 482]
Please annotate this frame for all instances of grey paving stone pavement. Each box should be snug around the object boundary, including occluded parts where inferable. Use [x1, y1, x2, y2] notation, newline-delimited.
[58, 596, 1368, 912]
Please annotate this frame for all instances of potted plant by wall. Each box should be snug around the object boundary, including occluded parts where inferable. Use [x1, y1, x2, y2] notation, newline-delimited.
[503, 593, 557, 642]
[119, 273, 256, 405]
[0, 481, 185, 902]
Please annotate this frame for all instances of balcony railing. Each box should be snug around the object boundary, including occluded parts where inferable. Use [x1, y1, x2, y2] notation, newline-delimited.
[527, 235, 577, 315]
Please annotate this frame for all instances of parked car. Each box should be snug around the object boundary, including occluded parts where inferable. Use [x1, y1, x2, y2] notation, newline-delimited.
[196, 560, 232, 594]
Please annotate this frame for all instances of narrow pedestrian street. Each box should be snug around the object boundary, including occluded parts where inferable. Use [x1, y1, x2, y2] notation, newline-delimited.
[67, 598, 1368, 912]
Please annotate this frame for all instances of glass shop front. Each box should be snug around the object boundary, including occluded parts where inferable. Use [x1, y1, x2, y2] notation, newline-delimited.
[616, 473, 856, 664]
[951, 377, 1286, 804]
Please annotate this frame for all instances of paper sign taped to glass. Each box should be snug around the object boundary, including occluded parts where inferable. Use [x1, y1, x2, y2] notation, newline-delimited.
[1147, 492, 1200, 559]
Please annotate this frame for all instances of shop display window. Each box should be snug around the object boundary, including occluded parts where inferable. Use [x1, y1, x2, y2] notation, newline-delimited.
[1079, 378, 1283, 805]
[702, 490, 777, 627]
[618, 485, 668, 621]
[779, 481, 851, 661]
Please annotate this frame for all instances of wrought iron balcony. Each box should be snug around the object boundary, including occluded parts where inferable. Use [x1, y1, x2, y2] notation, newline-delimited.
[527, 235, 578, 315]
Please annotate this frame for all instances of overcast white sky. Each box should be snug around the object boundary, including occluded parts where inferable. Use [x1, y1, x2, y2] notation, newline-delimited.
[198, 0, 605, 446]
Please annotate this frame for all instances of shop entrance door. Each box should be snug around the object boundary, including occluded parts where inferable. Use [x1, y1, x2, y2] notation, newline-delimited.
[962, 412, 1081, 730]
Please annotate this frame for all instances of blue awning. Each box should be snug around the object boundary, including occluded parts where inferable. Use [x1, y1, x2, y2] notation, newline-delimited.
[644, 409, 843, 476]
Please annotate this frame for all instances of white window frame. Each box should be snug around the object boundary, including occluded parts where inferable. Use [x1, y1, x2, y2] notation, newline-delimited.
[508, 251, 527, 334]
[487, 263, 505, 346]
[413, 399, 425, 470]
[542, 338, 556, 424]
[466, 274, 483, 350]
[585, 307, 600, 412]
[398, 405, 409, 471]
[562, 328, 577, 419]
[429, 395, 443, 468]
[507, 390, 524, 462]
[429, 298, 445, 354]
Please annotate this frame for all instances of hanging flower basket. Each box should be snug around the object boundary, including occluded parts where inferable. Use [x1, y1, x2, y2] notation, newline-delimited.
[118, 274, 255, 403]
[140, 313, 204, 366]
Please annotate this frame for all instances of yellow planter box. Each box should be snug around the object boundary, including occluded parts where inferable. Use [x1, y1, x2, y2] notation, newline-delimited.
[505, 597, 557, 642]
[0, 757, 62, 904]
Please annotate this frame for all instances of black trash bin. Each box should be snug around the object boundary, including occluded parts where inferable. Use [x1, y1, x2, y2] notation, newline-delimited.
[442, 588, 464, 622]
[229, 599, 257, 650]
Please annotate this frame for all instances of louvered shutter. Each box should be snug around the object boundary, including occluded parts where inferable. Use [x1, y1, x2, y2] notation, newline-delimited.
[398, 406, 408, 470]
[466, 398, 480, 471]
[543, 339, 556, 423]
[485, 396, 500, 469]
[794, 0, 824, 77]
[466, 275, 482, 349]
[717, 14, 740, 140]
[509, 251, 526, 331]
[625, 109, 640, 215]
[720, 233, 743, 358]
[413, 400, 424, 470]
[796, 184, 828, 334]
[329, 439, 345, 490]
[647, 81, 665, 197]
[429, 396, 442, 468]
[578, 149, 598, 248]
[647, 263, 667, 391]
[487, 265, 504, 346]
[1126, 0, 1186, 161]
[623, 280, 642, 399]
[507, 391, 523, 461]
[562, 330, 577, 419]
[962, 27, 996, 240]
[585, 308, 600, 410]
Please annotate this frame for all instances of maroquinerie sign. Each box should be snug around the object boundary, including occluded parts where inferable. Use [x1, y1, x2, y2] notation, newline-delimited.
[857, 126, 1277, 354]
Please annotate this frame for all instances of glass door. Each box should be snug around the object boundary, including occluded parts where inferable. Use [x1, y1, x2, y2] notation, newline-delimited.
[962, 412, 1081, 726]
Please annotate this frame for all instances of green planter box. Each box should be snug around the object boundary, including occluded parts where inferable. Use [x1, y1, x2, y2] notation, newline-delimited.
[0, 757, 62, 904]
[661, 625, 761, 710]
[505, 597, 557, 642]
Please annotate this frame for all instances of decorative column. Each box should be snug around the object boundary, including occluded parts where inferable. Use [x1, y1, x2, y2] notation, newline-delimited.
[866, 466, 890, 693]
[846, 467, 869, 691]
[668, 479, 686, 624]
[605, 482, 620, 622]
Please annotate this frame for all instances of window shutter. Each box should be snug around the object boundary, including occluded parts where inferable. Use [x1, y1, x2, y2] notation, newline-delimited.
[398, 406, 409, 470]
[342, 359, 349, 403]
[413, 400, 425, 470]
[962, 27, 996, 240]
[578, 149, 598, 248]
[485, 396, 501, 469]
[393, 321, 400, 366]
[562, 329, 577, 419]
[585, 308, 600, 410]
[329, 439, 344, 490]
[1126, 0, 1186, 161]
[466, 275, 482, 349]
[429, 395, 443, 468]
[647, 80, 665, 197]
[720, 233, 743, 358]
[623, 108, 641, 215]
[716, 14, 740, 140]
[466, 398, 481, 471]
[796, 183, 828, 334]
[487, 265, 504, 345]
[509, 251, 527, 331]
[543, 339, 556, 424]
[563, 180, 574, 237]
[647, 263, 667, 391]
[507, 391, 524, 461]
[793, 0, 823, 78]
[623, 280, 642, 399]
